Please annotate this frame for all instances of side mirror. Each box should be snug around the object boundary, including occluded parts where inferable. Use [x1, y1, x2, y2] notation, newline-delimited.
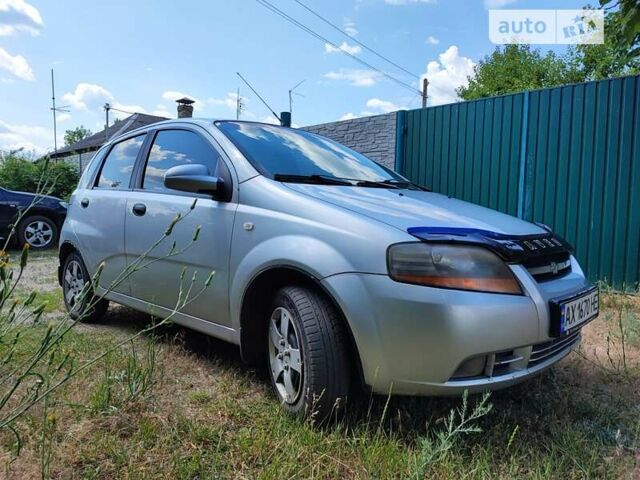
[164, 164, 223, 196]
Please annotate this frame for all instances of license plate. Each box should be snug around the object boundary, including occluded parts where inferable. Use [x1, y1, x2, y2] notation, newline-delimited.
[549, 286, 599, 336]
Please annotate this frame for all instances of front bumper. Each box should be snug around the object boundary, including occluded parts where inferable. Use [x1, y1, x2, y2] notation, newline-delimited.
[321, 256, 592, 396]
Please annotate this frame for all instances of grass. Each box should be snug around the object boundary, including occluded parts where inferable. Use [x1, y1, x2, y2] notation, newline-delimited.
[0, 255, 639, 478]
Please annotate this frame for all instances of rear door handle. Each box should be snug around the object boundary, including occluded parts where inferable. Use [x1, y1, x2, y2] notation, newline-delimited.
[132, 203, 147, 216]
[80, 198, 89, 208]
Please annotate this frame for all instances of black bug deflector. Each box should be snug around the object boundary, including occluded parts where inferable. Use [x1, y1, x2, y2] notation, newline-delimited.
[407, 226, 573, 264]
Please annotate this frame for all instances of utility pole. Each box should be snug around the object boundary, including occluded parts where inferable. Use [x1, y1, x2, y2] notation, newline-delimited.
[288, 79, 305, 120]
[421, 78, 429, 108]
[104, 103, 111, 131]
[50, 69, 69, 157]
[236, 88, 244, 120]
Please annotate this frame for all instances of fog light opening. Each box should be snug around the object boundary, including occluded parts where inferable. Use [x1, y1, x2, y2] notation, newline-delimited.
[451, 355, 487, 379]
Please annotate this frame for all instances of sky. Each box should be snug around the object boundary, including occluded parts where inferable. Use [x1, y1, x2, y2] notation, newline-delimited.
[0, 0, 588, 155]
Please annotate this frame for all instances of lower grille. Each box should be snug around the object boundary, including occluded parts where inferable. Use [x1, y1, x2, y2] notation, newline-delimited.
[528, 331, 580, 367]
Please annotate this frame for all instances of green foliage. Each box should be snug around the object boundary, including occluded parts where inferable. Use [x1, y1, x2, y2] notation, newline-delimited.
[600, 0, 640, 57]
[63, 125, 92, 147]
[457, 45, 580, 101]
[459, 8, 640, 101]
[568, 8, 640, 80]
[0, 154, 79, 200]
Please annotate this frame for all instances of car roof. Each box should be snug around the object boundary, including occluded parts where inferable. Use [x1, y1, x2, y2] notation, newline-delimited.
[102, 118, 285, 147]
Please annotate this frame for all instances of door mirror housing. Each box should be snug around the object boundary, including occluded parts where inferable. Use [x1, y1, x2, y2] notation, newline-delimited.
[164, 164, 223, 197]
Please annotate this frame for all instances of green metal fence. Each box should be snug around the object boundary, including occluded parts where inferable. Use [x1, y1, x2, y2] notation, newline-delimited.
[396, 75, 640, 289]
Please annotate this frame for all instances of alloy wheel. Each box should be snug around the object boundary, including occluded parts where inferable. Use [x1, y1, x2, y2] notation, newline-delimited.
[64, 259, 85, 314]
[24, 220, 54, 248]
[268, 306, 304, 404]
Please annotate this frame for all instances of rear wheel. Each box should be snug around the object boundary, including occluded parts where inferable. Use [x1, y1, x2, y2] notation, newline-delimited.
[17, 215, 58, 250]
[62, 252, 108, 323]
[267, 286, 351, 421]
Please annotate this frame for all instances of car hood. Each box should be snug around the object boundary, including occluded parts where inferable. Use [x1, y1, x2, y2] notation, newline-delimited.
[283, 184, 546, 236]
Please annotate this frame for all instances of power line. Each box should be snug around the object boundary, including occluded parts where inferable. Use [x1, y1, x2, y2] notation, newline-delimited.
[293, 0, 419, 80]
[255, 0, 422, 96]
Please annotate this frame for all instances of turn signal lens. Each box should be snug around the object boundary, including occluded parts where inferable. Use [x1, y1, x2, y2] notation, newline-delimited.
[387, 242, 522, 294]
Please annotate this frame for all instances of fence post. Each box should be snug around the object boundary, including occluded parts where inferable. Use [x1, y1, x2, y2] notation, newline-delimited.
[394, 110, 407, 173]
[517, 91, 529, 219]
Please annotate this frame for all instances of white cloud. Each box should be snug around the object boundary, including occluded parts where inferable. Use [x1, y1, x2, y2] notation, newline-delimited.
[324, 41, 362, 55]
[484, 0, 516, 8]
[261, 115, 280, 125]
[384, 0, 436, 4]
[426, 35, 439, 45]
[421, 45, 474, 106]
[0, 0, 43, 36]
[339, 112, 359, 121]
[151, 104, 173, 118]
[344, 20, 358, 37]
[208, 92, 240, 111]
[324, 69, 381, 87]
[0, 119, 53, 155]
[365, 98, 399, 113]
[0, 47, 33, 80]
[111, 102, 148, 118]
[56, 113, 71, 123]
[161, 90, 197, 103]
[62, 83, 113, 111]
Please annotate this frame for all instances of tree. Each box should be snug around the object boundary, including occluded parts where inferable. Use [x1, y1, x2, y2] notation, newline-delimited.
[457, 45, 579, 101]
[0, 153, 79, 199]
[64, 126, 92, 147]
[599, 0, 640, 57]
[567, 8, 640, 80]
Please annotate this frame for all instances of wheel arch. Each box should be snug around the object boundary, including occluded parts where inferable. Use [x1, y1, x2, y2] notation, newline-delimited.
[238, 265, 365, 386]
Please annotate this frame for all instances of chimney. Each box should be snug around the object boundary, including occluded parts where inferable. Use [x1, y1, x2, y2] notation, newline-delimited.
[176, 97, 195, 118]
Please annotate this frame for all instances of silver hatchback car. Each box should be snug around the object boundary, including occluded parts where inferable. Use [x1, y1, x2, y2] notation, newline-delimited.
[59, 119, 599, 419]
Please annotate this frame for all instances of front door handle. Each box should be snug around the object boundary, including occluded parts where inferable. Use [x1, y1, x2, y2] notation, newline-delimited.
[80, 198, 89, 208]
[132, 203, 147, 216]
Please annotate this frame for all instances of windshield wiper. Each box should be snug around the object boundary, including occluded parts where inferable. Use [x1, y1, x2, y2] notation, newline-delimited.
[354, 179, 401, 189]
[273, 174, 353, 186]
[380, 179, 431, 191]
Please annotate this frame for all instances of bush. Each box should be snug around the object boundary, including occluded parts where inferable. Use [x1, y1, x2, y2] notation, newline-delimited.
[0, 154, 79, 200]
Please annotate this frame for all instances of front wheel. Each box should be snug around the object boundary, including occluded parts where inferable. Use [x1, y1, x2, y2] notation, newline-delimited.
[267, 286, 351, 421]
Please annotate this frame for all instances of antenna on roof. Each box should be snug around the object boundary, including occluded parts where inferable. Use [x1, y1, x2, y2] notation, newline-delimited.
[289, 79, 305, 120]
[236, 72, 281, 124]
[50, 69, 69, 157]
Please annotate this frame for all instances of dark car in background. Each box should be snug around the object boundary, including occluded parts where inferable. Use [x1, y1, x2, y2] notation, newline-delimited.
[0, 187, 68, 249]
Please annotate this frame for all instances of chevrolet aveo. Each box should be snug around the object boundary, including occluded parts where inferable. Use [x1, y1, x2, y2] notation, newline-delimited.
[58, 119, 599, 419]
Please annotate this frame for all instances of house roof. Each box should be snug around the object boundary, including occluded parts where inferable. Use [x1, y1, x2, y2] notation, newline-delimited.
[50, 112, 168, 158]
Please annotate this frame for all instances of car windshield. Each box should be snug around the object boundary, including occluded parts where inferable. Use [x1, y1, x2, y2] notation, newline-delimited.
[216, 121, 407, 183]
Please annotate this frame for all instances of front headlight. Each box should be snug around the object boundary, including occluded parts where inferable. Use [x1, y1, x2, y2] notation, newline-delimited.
[58, 201, 68, 209]
[387, 242, 522, 294]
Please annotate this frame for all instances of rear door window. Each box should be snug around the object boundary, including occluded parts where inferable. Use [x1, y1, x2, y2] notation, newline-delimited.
[96, 134, 146, 189]
[142, 129, 222, 192]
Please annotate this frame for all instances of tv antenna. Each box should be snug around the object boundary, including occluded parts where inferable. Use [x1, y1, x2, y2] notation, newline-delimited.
[50, 69, 70, 155]
[288, 79, 305, 119]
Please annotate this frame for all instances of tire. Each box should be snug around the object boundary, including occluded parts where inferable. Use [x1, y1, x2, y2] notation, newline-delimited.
[267, 286, 351, 421]
[62, 252, 108, 323]
[17, 215, 58, 250]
